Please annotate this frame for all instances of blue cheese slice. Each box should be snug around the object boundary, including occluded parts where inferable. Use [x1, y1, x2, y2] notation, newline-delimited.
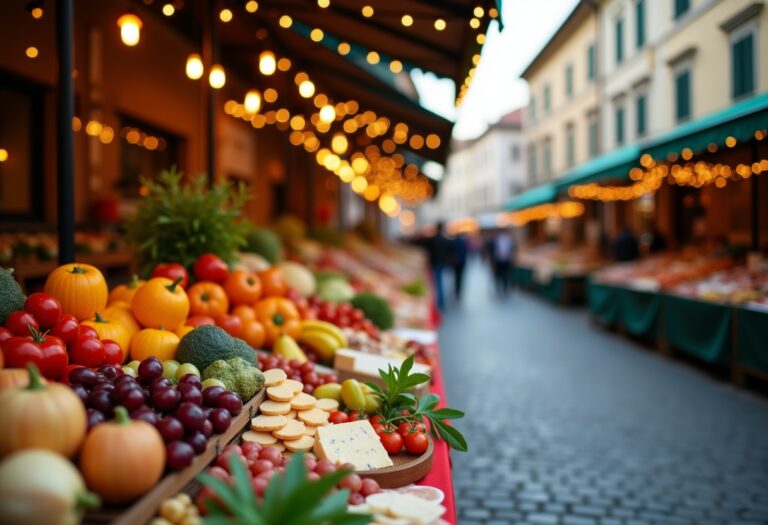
[314, 420, 394, 471]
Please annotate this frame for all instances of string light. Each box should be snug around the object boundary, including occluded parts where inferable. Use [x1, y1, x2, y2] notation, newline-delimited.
[259, 51, 276, 75]
[245, 1, 259, 13]
[362, 6, 374, 17]
[319, 104, 336, 123]
[25, 46, 38, 58]
[367, 51, 380, 64]
[162, 4, 175, 16]
[331, 133, 348, 154]
[499, 202, 585, 227]
[219, 9, 233, 22]
[264, 88, 278, 102]
[279, 15, 293, 28]
[310, 28, 324, 42]
[244, 90, 261, 113]
[117, 12, 142, 47]
[317, 0, 330, 7]
[434, 19, 446, 30]
[185, 54, 204, 79]
[299, 80, 315, 98]
[277, 58, 291, 71]
[337, 42, 351, 55]
[31, 6, 43, 19]
[0, 149, 8, 162]
[208, 64, 226, 89]
[401, 14, 413, 27]
[473, 6, 485, 17]
[389, 60, 403, 73]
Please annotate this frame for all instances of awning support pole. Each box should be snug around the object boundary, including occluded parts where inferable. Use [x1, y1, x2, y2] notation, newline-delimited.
[56, 0, 76, 264]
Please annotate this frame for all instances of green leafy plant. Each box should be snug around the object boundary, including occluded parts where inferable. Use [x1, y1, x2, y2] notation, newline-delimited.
[198, 453, 372, 525]
[125, 167, 249, 275]
[366, 355, 468, 452]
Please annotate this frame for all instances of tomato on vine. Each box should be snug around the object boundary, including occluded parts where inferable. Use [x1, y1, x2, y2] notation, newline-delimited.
[404, 431, 428, 455]
[380, 431, 403, 455]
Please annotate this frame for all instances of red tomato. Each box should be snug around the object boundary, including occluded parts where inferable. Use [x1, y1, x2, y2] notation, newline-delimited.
[0, 326, 13, 347]
[186, 315, 216, 327]
[397, 422, 412, 437]
[152, 263, 190, 289]
[3, 332, 68, 379]
[194, 253, 229, 283]
[328, 411, 349, 425]
[371, 423, 387, 435]
[70, 334, 105, 367]
[379, 431, 403, 455]
[404, 431, 428, 455]
[61, 364, 84, 383]
[50, 314, 80, 345]
[78, 325, 99, 339]
[5, 311, 39, 337]
[351, 309, 365, 322]
[369, 415, 386, 425]
[347, 410, 366, 421]
[215, 314, 243, 338]
[101, 339, 124, 366]
[24, 293, 62, 329]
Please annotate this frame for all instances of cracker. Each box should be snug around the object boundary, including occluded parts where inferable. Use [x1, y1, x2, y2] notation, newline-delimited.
[272, 419, 306, 440]
[290, 392, 317, 410]
[259, 400, 292, 415]
[282, 379, 304, 395]
[297, 407, 330, 426]
[284, 410, 297, 419]
[315, 398, 339, 412]
[262, 368, 287, 387]
[251, 414, 288, 431]
[304, 425, 317, 436]
[283, 434, 315, 452]
[241, 430, 277, 445]
[267, 385, 295, 402]
[271, 441, 285, 452]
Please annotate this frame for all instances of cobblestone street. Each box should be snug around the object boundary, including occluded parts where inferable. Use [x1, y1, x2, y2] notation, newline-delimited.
[440, 263, 768, 525]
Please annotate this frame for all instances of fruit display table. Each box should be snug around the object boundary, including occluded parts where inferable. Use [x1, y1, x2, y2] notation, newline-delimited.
[515, 266, 587, 305]
[734, 305, 768, 380]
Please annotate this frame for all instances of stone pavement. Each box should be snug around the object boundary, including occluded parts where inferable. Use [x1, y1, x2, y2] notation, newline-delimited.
[439, 262, 768, 525]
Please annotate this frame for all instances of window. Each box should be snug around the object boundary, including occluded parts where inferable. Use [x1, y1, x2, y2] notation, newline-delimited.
[615, 18, 624, 64]
[636, 0, 645, 48]
[615, 105, 625, 146]
[543, 137, 552, 178]
[565, 123, 575, 168]
[636, 93, 647, 137]
[511, 144, 520, 161]
[528, 144, 537, 182]
[674, 68, 692, 122]
[587, 112, 599, 158]
[731, 32, 755, 99]
[565, 63, 574, 99]
[543, 84, 551, 114]
[587, 43, 596, 81]
[674, 0, 690, 19]
[529, 95, 536, 123]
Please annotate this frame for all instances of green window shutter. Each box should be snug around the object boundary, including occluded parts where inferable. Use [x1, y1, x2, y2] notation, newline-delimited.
[616, 19, 624, 63]
[636, 0, 645, 48]
[528, 147, 537, 181]
[566, 128, 575, 167]
[675, 69, 691, 122]
[588, 118, 598, 158]
[732, 33, 755, 99]
[544, 85, 551, 113]
[674, 0, 690, 19]
[615, 107, 625, 145]
[587, 44, 596, 80]
[636, 94, 647, 137]
[566, 64, 573, 98]
[544, 140, 552, 176]
[530, 95, 536, 121]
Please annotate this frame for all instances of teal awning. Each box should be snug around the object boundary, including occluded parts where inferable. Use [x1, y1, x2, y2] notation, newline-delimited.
[555, 145, 640, 191]
[642, 91, 768, 160]
[504, 183, 557, 211]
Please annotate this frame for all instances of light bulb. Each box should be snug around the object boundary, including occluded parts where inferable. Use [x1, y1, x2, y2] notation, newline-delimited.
[185, 54, 204, 79]
[117, 13, 142, 47]
[331, 133, 348, 154]
[298, 80, 315, 98]
[259, 51, 276, 75]
[244, 90, 261, 113]
[209, 64, 226, 89]
[319, 104, 335, 123]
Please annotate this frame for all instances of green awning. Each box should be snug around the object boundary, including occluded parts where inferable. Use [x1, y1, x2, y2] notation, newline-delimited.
[555, 145, 640, 191]
[504, 183, 557, 211]
[642, 91, 768, 160]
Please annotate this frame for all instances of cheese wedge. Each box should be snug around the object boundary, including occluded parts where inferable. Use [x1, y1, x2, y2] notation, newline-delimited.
[313, 420, 393, 471]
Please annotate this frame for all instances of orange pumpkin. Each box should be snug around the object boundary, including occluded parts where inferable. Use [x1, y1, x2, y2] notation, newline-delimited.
[224, 269, 262, 305]
[0, 364, 86, 458]
[130, 328, 180, 362]
[44, 263, 108, 321]
[187, 282, 229, 318]
[258, 268, 287, 297]
[254, 297, 301, 347]
[107, 275, 145, 305]
[82, 312, 132, 360]
[131, 277, 189, 330]
[175, 325, 194, 338]
[0, 368, 46, 390]
[79, 406, 165, 503]
[102, 303, 141, 339]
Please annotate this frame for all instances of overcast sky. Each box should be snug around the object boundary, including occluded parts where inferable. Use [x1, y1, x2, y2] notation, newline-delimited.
[413, 0, 580, 140]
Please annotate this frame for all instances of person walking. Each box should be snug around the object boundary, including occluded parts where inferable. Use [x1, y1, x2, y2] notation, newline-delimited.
[427, 222, 453, 310]
[492, 229, 515, 295]
[452, 233, 469, 301]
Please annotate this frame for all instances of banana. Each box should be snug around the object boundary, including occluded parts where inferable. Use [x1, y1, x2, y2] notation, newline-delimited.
[300, 320, 348, 348]
[298, 330, 341, 362]
[273, 334, 308, 364]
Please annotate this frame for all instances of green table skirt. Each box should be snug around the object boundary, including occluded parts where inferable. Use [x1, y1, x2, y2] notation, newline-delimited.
[619, 288, 661, 338]
[538, 276, 565, 302]
[736, 307, 768, 374]
[662, 294, 732, 364]
[513, 266, 535, 289]
[588, 281, 621, 325]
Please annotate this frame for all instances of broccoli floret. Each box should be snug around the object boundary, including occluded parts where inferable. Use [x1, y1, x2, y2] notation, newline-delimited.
[203, 358, 265, 400]
[350, 292, 395, 330]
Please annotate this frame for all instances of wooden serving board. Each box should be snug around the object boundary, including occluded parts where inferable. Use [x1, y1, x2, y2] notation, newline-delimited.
[83, 389, 266, 525]
[357, 435, 434, 489]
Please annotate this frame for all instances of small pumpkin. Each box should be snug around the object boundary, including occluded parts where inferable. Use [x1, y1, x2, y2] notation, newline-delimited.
[0, 364, 86, 458]
[79, 406, 165, 503]
[107, 275, 145, 305]
[82, 312, 131, 360]
[130, 328, 180, 362]
[175, 325, 194, 339]
[0, 368, 46, 390]
[187, 281, 229, 318]
[44, 263, 108, 321]
[102, 303, 141, 338]
[131, 277, 190, 330]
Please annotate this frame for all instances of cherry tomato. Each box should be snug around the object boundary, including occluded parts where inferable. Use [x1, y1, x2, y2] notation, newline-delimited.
[215, 314, 243, 338]
[101, 339, 124, 366]
[24, 293, 62, 329]
[70, 334, 105, 367]
[371, 423, 387, 435]
[351, 309, 365, 322]
[152, 263, 190, 289]
[0, 326, 13, 347]
[3, 332, 68, 379]
[404, 431, 429, 455]
[347, 410, 366, 421]
[397, 422, 413, 437]
[5, 311, 39, 337]
[379, 431, 403, 455]
[369, 415, 386, 425]
[194, 253, 229, 283]
[328, 411, 349, 425]
[78, 325, 99, 339]
[186, 315, 216, 327]
[51, 314, 80, 345]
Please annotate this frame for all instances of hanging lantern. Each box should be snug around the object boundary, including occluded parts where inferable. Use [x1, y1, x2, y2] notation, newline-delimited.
[186, 54, 204, 80]
[209, 64, 226, 89]
[244, 90, 261, 113]
[259, 51, 276, 76]
[117, 12, 142, 47]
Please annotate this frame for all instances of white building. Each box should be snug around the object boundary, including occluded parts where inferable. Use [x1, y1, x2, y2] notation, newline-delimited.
[421, 109, 526, 227]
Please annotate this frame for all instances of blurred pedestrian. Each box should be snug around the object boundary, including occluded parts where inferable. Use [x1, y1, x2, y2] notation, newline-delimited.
[452, 233, 468, 300]
[493, 229, 515, 295]
[614, 226, 639, 262]
[426, 222, 453, 310]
